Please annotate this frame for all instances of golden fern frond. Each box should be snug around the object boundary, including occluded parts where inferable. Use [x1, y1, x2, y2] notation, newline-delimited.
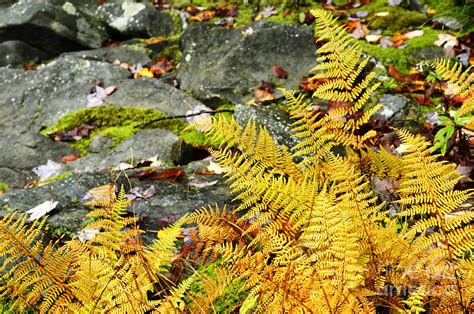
[431, 59, 473, 117]
[187, 267, 236, 313]
[85, 186, 139, 253]
[310, 8, 381, 111]
[156, 273, 196, 313]
[145, 214, 187, 274]
[190, 116, 302, 179]
[363, 146, 405, 179]
[0, 213, 86, 313]
[394, 129, 473, 310]
[431, 59, 473, 99]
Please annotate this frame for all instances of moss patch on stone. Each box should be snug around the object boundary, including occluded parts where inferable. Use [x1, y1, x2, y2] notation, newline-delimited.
[39, 172, 73, 185]
[41, 106, 215, 156]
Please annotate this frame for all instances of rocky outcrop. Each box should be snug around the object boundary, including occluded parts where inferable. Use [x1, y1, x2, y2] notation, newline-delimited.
[177, 21, 316, 104]
[98, 2, 174, 39]
[0, 160, 232, 243]
[0, 0, 108, 55]
[0, 55, 206, 186]
[0, 40, 50, 67]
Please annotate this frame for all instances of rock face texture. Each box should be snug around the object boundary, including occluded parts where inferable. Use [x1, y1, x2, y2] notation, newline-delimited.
[98, 2, 174, 38]
[0, 55, 206, 186]
[0, 0, 108, 55]
[177, 21, 317, 104]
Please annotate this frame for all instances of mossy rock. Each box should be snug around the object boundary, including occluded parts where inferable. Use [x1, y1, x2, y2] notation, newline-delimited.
[368, 7, 427, 32]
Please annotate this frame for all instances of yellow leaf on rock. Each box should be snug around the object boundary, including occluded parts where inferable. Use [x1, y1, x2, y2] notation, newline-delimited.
[135, 68, 154, 78]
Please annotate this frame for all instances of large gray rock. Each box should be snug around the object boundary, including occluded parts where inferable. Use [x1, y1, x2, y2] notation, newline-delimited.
[0, 163, 232, 243]
[0, 0, 108, 55]
[0, 55, 207, 186]
[0, 57, 129, 186]
[234, 104, 297, 149]
[0, 40, 50, 66]
[374, 94, 411, 123]
[106, 77, 205, 117]
[98, 2, 174, 39]
[177, 21, 317, 104]
[63, 129, 187, 172]
[64, 47, 152, 66]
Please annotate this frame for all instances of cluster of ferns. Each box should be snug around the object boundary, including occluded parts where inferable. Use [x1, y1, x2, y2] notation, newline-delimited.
[1, 8, 472, 314]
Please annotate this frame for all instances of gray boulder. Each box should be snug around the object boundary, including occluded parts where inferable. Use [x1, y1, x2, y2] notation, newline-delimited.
[105, 77, 205, 117]
[64, 46, 152, 66]
[0, 0, 108, 55]
[0, 58, 129, 186]
[177, 21, 317, 104]
[63, 129, 188, 173]
[0, 40, 50, 67]
[374, 94, 411, 123]
[0, 163, 232, 243]
[98, 2, 174, 39]
[0, 55, 208, 186]
[234, 104, 297, 149]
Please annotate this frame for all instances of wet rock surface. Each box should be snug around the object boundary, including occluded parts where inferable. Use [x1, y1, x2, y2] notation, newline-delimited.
[177, 21, 316, 104]
[0, 0, 108, 55]
[0, 162, 232, 242]
[98, 2, 174, 39]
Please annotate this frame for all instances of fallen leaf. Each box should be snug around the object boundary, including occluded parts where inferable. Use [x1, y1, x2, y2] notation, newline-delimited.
[26, 200, 58, 222]
[366, 34, 381, 43]
[261, 6, 277, 18]
[375, 12, 389, 17]
[135, 67, 154, 78]
[255, 89, 275, 102]
[126, 185, 156, 201]
[299, 76, 320, 92]
[351, 27, 366, 39]
[207, 161, 227, 174]
[241, 27, 254, 37]
[135, 168, 185, 182]
[424, 112, 440, 125]
[142, 37, 165, 45]
[272, 64, 288, 79]
[355, 11, 369, 18]
[387, 0, 402, 6]
[188, 178, 219, 188]
[404, 30, 424, 39]
[77, 229, 100, 242]
[60, 154, 79, 164]
[158, 214, 181, 225]
[379, 36, 393, 48]
[32, 160, 61, 180]
[391, 33, 407, 47]
[150, 56, 175, 76]
[189, 10, 215, 22]
[346, 20, 361, 33]
[82, 184, 116, 203]
[49, 124, 94, 142]
[86, 84, 116, 108]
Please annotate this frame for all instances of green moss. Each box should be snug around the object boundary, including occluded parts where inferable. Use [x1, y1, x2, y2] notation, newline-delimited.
[160, 44, 182, 63]
[359, 27, 443, 73]
[41, 106, 218, 155]
[39, 172, 72, 184]
[185, 261, 249, 312]
[121, 43, 153, 58]
[168, 11, 184, 36]
[368, 8, 427, 32]
[0, 182, 8, 193]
